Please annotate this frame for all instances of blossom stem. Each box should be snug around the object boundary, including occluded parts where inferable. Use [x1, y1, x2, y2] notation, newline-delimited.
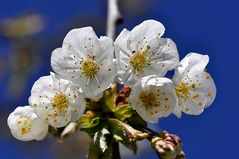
[106, 0, 122, 40]
[112, 141, 121, 159]
[144, 127, 160, 136]
[106, 1, 122, 158]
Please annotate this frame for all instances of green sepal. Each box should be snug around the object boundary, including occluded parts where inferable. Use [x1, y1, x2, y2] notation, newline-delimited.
[88, 126, 111, 159]
[108, 118, 149, 144]
[93, 127, 110, 153]
[79, 115, 101, 135]
[127, 113, 147, 129]
[114, 104, 134, 121]
[101, 84, 117, 113]
[88, 140, 101, 159]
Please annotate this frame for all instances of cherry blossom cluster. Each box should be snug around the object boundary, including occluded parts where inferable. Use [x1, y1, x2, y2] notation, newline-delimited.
[8, 20, 216, 141]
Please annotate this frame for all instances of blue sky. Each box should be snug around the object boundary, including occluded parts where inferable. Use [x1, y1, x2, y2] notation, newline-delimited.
[0, 0, 238, 158]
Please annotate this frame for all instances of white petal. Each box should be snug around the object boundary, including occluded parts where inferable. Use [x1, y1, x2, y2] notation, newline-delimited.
[180, 96, 207, 115]
[66, 90, 86, 122]
[34, 104, 71, 128]
[99, 36, 114, 58]
[115, 20, 178, 87]
[115, 28, 132, 56]
[51, 48, 87, 94]
[146, 38, 179, 70]
[173, 53, 209, 85]
[128, 20, 165, 52]
[31, 118, 48, 140]
[7, 106, 48, 141]
[30, 74, 85, 127]
[51, 48, 82, 86]
[173, 104, 182, 118]
[8, 110, 32, 141]
[140, 38, 179, 78]
[77, 36, 117, 96]
[186, 71, 216, 108]
[115, 46, 133, 85]
[129, 76, 176, 123]
[176, 70, 216, 115]
[53, 28, 116, 98]
[30, 75, 55, 99]
[51, 73, 72, 92]
[62, 27, 102, 59]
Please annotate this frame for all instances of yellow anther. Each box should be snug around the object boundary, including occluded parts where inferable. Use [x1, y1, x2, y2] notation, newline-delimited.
[52, 94, 69, 113]
[130, 52, 149, 72]
[138, 91, 157, 110]
[175, 82, 197, 99]
[18, 118, 31, 135]
[81, 59, 100, 78]
[130, 46, 151, 73]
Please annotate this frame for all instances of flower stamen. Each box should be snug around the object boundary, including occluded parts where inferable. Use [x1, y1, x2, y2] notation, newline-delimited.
[130, 46, 151, 73]
[81, 59, 100, 78]
[52, 94, 69, 113]
[175, 82, 196, 100]
[130, 52, 149, 73]
[17, 118, 31, 135]
[138, 91, 157, 110]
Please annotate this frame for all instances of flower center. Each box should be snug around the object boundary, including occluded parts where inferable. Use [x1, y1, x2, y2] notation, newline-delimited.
[52, 94, 69, 113]
[138, 91, 157, 110]
[175, 82, 196, 99]
[130, 52, 149, 73]
[81, 59, 100, 78]
[17, 118, 31, 135]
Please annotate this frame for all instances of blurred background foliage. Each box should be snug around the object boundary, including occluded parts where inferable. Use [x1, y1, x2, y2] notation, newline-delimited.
[0, 0, 238, 159]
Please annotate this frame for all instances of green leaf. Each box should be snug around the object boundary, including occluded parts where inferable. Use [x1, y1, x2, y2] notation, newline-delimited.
[88, 126, 111, 159]
[88, 117, 101, 128]
[79, 116, 101, 135]
[78, 115, 91, 127]
[101, 85, 117, 113]
[127, 113, 147, 128]
[88, 141, 101, 159]
[93, 127, 110, 153]
[103, 141, 121, 159]
[108, 118, 149, 144]
[79, 115, 100, 128]
[89, 140, 121, 159]
[114, 104, 134, 121]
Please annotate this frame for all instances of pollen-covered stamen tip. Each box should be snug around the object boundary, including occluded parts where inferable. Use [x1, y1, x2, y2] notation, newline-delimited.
[175, 82, 196, 99]
[138, 91, 157, 110]
[130, 46, 151, 73]
[17, 118, 32, 135]
[52, 94, 69, 113]
[81, 59, 100, 78]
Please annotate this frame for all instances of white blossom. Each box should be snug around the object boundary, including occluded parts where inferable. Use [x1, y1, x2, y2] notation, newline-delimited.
[51, 27, 117, 98]
[7, 106, 48, 141]
[173, 53, 216, 118]
[115, 20, 179, 87]
[29, 73, 86, 127]
[129, 75, 177, 123]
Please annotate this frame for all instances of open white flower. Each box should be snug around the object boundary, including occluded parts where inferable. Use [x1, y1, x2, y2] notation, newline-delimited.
[173, 53, 216, 118]
[115, 20, 179, 87]
[29, 73, 86, 127]
[7, 106, 48, 141]
[129, 75, 177, 123]
[51, 27, 117, 98]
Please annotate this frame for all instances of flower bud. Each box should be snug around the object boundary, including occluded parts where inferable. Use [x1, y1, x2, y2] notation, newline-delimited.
[151, 131, 185, 159]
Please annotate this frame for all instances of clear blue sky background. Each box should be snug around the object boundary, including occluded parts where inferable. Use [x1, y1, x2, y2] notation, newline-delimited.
[0, 0, 238, 158]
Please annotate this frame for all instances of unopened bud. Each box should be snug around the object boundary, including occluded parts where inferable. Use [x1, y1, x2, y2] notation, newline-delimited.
[151, 131, 185, 159]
